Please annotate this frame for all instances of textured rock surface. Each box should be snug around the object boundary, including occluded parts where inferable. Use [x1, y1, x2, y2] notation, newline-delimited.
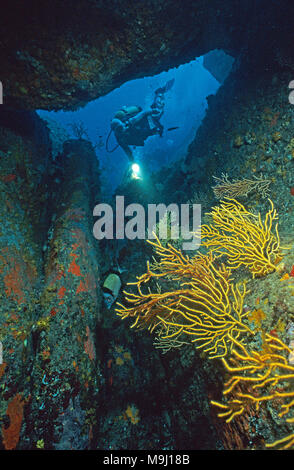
[0, 110, 223, 450]
[0, 110, 102, 449]
[0, 109, 51, 450]
[152, 36, 294, 450]
[203, 50, 234, 84]
[1, 0, 294, 110]
[0, 0, 294, 452]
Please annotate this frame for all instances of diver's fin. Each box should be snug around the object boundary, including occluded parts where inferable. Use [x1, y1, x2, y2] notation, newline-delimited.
[155, 78, 175, 95]
[164, 78, 175, 92]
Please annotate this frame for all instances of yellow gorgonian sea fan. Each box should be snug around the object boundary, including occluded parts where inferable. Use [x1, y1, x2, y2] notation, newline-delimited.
[211, 333, 294, 449]
[196, 198, 281, 278]
[116, 236, 254, 359]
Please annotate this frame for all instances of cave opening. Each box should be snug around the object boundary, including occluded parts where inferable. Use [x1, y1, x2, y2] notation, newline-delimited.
[38, 50, 234, 196]
[1, 0, 294, 452]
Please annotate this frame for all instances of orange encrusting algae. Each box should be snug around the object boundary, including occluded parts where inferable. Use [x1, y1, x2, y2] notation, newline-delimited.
[2, 394, 26, 450]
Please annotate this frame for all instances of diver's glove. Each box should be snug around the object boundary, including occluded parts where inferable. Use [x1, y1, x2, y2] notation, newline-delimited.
[151, 108, 161, 117]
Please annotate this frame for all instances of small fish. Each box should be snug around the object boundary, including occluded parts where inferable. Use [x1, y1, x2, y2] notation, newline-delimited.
[167, 126, 179, 131]
[102, 272, 122, 309]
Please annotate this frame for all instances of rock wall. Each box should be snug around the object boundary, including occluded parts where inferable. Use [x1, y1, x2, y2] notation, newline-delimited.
[151, 40, 294, 450]
[0, 109, 224, 450]
[1, 0, 294, 451]
[0, 110, 102, 449]
[1, 0, 293, 110]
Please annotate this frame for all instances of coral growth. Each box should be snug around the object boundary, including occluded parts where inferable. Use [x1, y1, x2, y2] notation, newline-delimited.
[84, 326, 96, 361]
[116, 235, 254, 359]
[125, 405, 140, 425]
[198, 199, 281, 278]
[212, 173, 271, 200]
[116, 198, 294, 449]
[2, 394, 26, 450]
[211, 333, 294, 449]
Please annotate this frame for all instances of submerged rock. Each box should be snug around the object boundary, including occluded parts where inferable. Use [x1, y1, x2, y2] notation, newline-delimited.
[1, 1, 294, 110]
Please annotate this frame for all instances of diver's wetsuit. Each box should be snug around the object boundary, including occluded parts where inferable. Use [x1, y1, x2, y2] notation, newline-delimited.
[111, 79, 174, 161]
[111, 109, 158, 161]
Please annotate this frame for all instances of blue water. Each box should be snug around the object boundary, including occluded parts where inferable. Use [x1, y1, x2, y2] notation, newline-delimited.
[38, 55, 225, 194]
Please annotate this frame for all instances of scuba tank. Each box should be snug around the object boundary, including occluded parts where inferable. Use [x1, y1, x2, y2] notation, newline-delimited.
[114, 105, 142, 122]
[106, 105, 143, 153]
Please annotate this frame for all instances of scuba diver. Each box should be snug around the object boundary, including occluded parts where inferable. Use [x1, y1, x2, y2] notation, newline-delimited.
[107, 79, 175, 162]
